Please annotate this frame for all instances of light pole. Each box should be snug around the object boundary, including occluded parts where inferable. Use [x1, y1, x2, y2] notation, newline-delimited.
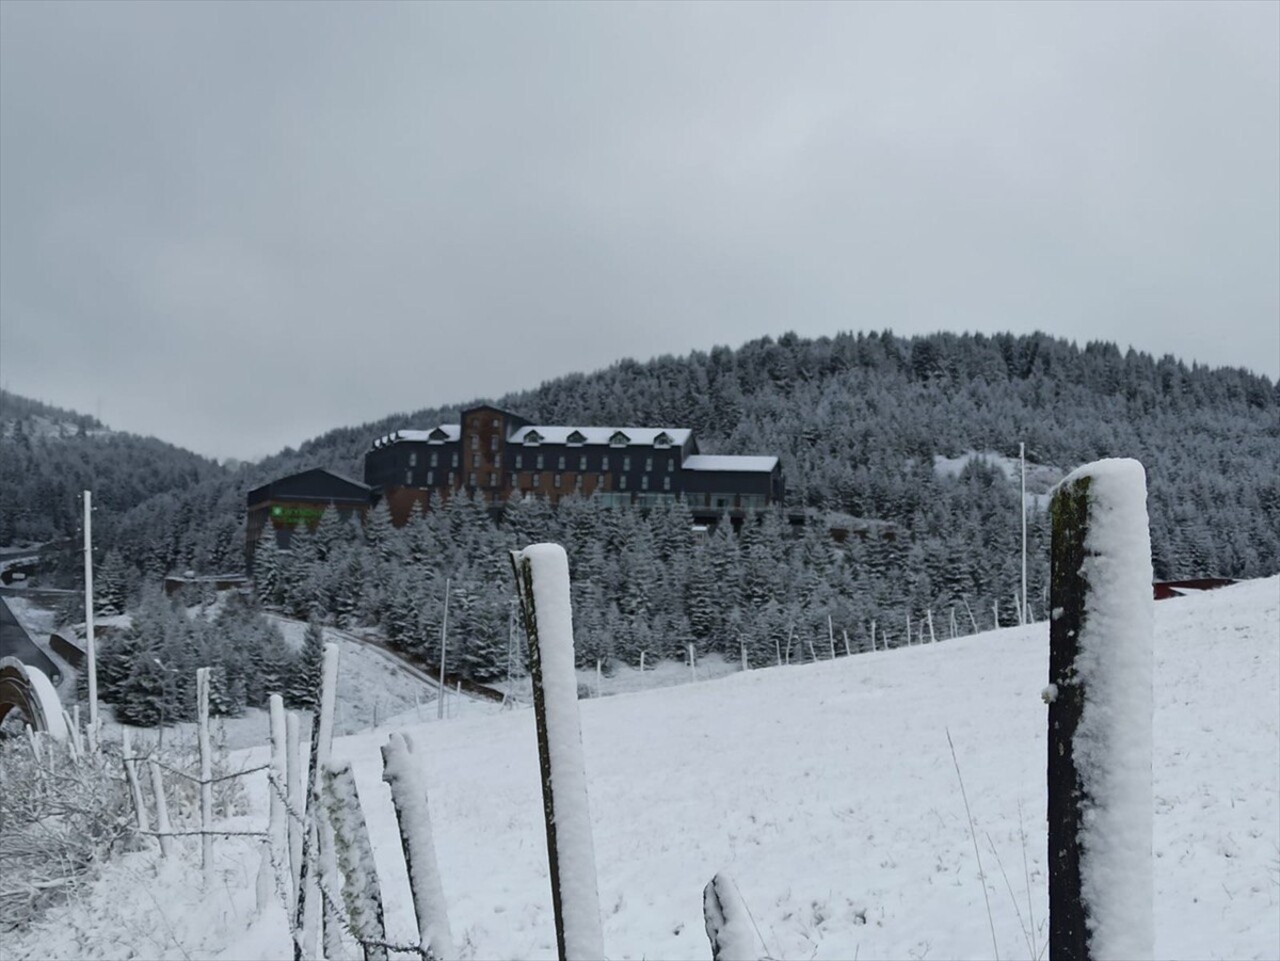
[437, 578, 451, 720]
[83, 491, 98, 750]
[1020, 442, 1028, 625]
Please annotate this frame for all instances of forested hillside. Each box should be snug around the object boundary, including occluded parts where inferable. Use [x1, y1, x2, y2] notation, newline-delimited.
[0, 390, 224, 546]
[4, 331, 1277, 678]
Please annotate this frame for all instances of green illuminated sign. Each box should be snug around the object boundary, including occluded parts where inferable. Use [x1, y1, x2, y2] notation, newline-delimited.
[270, 505, 326, 525]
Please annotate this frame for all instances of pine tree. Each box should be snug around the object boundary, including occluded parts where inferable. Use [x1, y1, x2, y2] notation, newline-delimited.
[287, 616, 326, 709]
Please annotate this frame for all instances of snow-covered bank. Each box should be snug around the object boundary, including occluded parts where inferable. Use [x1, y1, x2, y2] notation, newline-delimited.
[8, 577, 1277, 960]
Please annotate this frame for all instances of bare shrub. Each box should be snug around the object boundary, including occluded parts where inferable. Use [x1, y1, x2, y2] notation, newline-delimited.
[0, 735, 136, 932]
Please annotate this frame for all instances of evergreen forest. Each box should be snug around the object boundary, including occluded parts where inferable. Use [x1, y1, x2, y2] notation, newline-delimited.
[4, 331, 1277, 681]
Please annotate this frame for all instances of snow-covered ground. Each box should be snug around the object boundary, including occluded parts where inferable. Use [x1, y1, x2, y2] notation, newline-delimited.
[8, 577, 1278, 960]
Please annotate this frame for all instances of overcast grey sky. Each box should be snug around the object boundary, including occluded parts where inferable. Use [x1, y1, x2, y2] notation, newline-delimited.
[2, 1, 1276, 462]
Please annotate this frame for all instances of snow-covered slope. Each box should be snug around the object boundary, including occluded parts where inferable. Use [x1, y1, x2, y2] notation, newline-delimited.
[11, 578, 1279, 960]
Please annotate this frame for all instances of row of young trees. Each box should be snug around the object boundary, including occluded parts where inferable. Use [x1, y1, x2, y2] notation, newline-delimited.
[252, 455, 1048, 682]
[88, 588, 326, 726]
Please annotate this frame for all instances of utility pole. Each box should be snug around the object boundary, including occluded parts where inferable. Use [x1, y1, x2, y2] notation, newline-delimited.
[83, 490, 98, 750]
[1020, 442, 1028, 626]
[436, 577, 451, 720]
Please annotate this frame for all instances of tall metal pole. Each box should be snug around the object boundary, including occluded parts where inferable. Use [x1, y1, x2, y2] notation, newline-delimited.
[1020, 442, 1028, 625]
[436, 577, 450, 720]
[83, 490, 98, 746]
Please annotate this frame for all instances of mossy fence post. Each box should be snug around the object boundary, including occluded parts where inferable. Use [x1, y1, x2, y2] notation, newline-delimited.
[1047, 459, 1154, 961]
[510, 544, 604, 961]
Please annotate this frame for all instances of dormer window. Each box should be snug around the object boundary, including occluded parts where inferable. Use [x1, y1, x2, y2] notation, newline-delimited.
[609, 431, 630, 447]
[654, 432, 673, 449]
[566, 430, 587, 447]
[428, 427, 450, 444]
[524, 430, 543, 446]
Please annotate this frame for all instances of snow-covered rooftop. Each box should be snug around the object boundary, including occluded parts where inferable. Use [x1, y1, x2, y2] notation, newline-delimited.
[370, 426, 461, 448]
[508, 426, 692, 447]
[682, 454, 778, 472]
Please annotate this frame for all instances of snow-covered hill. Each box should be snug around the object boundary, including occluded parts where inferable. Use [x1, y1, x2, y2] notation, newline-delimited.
[11, 578, 1279, 960]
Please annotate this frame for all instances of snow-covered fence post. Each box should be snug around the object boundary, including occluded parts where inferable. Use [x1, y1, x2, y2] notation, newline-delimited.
[827, 615, 836, 659]
[381, 732, 455, 961]
[269, 695, 288, 893]
[197, 666, 213, 884]
[286, 710, 304, 911]
[703, 873, 760, 961]
[295, 642, 341, 961]
[869, 619, 877, 652]
[510, 544, 605, 961]
[688, 642, 697, 682]
[120, 727, 150, 835]
[926, 608, 936, 643]
[321, 759, 388, 961]
[1047, 459, 1154, 961]
[147, 757, 173, 858]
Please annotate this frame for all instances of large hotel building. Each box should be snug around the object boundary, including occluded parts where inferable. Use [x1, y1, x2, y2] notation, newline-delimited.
[247, 404, 783, 549]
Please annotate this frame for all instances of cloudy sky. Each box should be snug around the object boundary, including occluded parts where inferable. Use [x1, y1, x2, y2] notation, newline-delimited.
[2, 1, 1276, 462]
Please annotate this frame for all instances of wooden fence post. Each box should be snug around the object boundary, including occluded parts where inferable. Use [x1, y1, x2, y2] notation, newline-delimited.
[268, 694, 288, 898]
[511, 545, 604, 961]
[381, 732, 455, 961]
[286, 710, 304, 912]
[703, 873, 760, 961]
[120, 727, 150, 835]
[322, 759, 388, 961]
[196, 667, 213, 885]
[1048, 459, 1154, 961]
[147, 757, 173, 858]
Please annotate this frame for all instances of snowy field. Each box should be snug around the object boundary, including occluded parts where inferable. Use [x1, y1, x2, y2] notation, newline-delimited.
[8, 577, 1278, 961]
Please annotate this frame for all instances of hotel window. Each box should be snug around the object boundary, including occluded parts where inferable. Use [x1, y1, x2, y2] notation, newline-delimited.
[491, 436, 500, 451]
[536, 454, 545, 470]
[620, 476, 628, 490]
[579, 455, 587, 470]
[575, 475, 584, 490]
[515, 454, 523, 469]
[601, 455, 610, 471]
[471, 436, 479, 450]
[533, 473, 541, 487]
[409, 452, 418, 467]
[558, 456, 566, 470]
[448, 471, 455, 486]
[492, 417, 500, 428]
[667, 458, 674, 472]
[511, 473, 519, 488]
[641, 475, 649, 491]
[597, 473, 605, 489]
[468, 472, 477, 486]
[495, 454, 502, 468]
[645, 457, 652, 471]
[623, 456, 631, 471]
[472, 453, 481, 468]
[553, 474, 562, 489]
[663, 476, 671, 491]
[451, 453, 459, 468]
[430, 452, 438, 467]
[405, 470, 412, 485]
[489, 472, 498, 486]
[427, 470, 435, 486]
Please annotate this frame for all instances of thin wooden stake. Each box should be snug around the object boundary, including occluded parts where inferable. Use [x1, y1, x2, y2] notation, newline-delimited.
[148, 757, 173, 858]
[197, 667, 213, 884]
